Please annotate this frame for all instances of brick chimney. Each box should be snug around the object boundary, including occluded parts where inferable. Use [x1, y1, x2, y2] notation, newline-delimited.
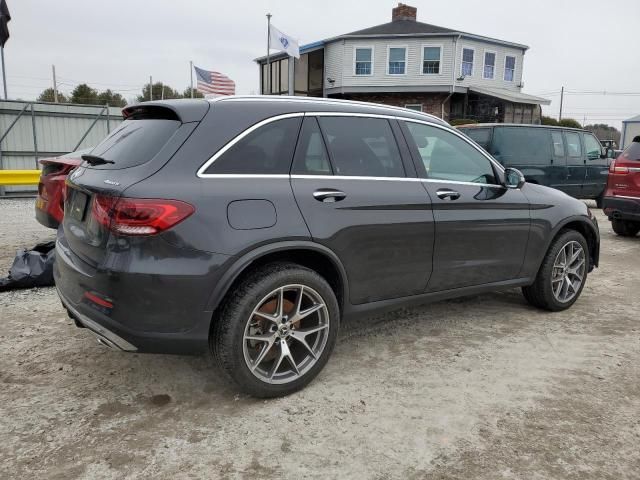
[392, 3, 417, 21]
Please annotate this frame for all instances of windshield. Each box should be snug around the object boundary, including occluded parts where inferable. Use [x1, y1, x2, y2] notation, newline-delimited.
[87, 119, 181, 169]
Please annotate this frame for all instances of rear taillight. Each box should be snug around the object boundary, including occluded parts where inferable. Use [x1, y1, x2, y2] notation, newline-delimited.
[91, 195, 195, 236]
[609, 160, 629, 174]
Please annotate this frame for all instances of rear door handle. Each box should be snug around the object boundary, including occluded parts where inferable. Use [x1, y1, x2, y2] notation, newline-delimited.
[313, 189, 347, 203]
[436, 188, 461, 200]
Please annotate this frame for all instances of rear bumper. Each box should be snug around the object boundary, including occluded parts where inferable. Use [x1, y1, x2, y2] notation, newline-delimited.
[54, 233, 233, 355]
[602, 196, 640, 222]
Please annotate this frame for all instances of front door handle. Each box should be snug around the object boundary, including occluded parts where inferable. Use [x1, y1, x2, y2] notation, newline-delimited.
[436, 188, 461, 200]
[313, 189, 347, 203]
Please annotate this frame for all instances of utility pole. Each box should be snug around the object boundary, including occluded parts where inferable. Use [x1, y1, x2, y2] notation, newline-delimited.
[558, 86, 564, 121]
[149, 75, 153, 101]
[0, 46, 7, 99]
[160, 81, 164, 100]
[52, 65, 58, 103]
[266, 13, 272, 95]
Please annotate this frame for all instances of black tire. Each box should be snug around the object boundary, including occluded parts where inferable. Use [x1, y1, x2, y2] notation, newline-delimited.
[522, 229, 589, 311]
[611, 219, 640, 237]
[595, 193, 604, 209]
[212, 262, 340, 398]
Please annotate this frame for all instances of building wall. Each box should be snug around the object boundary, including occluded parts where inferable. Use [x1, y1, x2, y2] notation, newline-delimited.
[621, 122, 640, 148]
[324, 36, 525, 92]
[0, 100, 122, 193]
[335, 92, 451, 119]
[454, 38, 524, 90]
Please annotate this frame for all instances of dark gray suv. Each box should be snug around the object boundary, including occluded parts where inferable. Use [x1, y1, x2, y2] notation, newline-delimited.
[55, 97, 600, 397]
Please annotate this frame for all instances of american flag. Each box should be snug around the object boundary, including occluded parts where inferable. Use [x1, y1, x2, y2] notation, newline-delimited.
[194, 66, 235, 96]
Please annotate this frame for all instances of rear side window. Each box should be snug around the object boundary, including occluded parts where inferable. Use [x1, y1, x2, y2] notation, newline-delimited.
[460, 127, 491, 150]
[551, 131, 565, 157]
[621, 141, 640, 161]
[491, 127, 551, 165]
[317, 117, 405, 177]
[89, 119, 180, 169]
[292, 117, 332, 175]
[565, 131, 582, 158]
[204, 117, 302, 175]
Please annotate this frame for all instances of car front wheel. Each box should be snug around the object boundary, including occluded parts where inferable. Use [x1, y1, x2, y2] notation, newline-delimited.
[212, 263, 340, 398]
[522, 230, 589, 311]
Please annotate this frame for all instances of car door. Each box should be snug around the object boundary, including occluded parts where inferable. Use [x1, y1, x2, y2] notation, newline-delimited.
[563, 130, 587, 198]
[290, 115, 435, 305]
[400, 120, 531, 292]
[582, 132, 608, 198]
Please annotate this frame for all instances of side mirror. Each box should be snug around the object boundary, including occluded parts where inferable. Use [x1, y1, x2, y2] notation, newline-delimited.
[504, 167, 525, 189]
[606, 147, 615, 159]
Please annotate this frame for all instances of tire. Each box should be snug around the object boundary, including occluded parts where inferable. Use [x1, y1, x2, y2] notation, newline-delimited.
[611, 219, 640, 237]
[595, 193, 604, 209]
[522, 229, 589, 311]
[212, 262, 340, 398]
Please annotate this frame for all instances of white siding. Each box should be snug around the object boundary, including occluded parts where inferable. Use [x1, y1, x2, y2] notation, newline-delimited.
[454, 38, 524, 90]
[622, 122, 640, 148]
[325, 36, 525, 92]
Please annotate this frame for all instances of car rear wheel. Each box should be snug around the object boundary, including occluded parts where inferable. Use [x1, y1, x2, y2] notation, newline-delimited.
[522, 230, 589, 311]
[611, 219, 640, 237]
[212, 263, 340, 398]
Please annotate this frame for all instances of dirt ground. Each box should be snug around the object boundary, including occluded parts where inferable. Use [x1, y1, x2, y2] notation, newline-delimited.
[0, 198, 638, 480]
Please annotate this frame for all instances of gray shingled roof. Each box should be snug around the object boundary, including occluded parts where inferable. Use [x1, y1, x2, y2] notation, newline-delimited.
[345, 19, 457, 36]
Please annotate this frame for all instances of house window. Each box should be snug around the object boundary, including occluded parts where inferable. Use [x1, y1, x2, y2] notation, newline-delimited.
[483, 52, 496, 79]
[388, 47, 407, 75]
[422, 46, 441, 74]
[461, 48, 474, 77]
[405, 104, 423, 111]
[504, 56, 516, 82]
[355, 47, 373, 75]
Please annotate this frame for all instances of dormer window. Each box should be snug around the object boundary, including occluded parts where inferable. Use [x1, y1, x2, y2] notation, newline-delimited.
[461, 48, 474, 77]
[483, 51, 496, 79]
[388, 47, 407, 75]
[355, 47, 373, 75]
[504, 56, 516, 82]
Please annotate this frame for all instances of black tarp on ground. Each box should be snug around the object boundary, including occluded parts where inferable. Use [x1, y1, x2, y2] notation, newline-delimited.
[0, 241, 56, 291]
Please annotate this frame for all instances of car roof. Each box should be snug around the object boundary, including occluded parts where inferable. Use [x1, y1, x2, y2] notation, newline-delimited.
[457, 123, 588, 133]
[124, 96, 449, 127]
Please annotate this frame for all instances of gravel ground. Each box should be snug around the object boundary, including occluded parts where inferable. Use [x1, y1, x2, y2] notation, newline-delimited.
[0, 198, 639, 480]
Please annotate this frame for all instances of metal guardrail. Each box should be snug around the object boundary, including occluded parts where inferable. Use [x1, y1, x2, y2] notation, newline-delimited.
[0, 170, 41, 186]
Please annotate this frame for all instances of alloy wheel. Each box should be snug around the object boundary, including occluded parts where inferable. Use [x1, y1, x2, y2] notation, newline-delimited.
[242, 285, 330, 384]
[551, 240, 586, 303]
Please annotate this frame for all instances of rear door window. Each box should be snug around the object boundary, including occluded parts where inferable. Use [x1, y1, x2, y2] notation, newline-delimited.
[565, 131, 583, 158]
[88, 119, 181, 169]
[317, 117, 405, 177]
[204, 117, 302, 175]
[491, 127, 551, 165]
[461, 127, 491, 150]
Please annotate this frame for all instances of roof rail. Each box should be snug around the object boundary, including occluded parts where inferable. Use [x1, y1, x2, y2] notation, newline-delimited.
[209, 95, 445, 124]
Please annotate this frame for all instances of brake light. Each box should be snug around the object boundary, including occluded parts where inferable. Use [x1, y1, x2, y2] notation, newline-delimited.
[609, 160, 629, 174]
[91, 195, 195, 236]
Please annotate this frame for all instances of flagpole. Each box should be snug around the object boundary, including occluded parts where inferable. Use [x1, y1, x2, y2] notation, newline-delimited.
[266, 13, 272, 95]
[190, 61, 194, 98]
[0, 46, 6, 99]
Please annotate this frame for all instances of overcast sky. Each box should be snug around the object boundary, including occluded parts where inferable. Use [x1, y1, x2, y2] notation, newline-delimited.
[5, 0, 640, 128]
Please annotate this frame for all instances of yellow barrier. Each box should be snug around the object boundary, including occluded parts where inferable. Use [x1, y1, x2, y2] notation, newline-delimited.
[0, 170, 41, 186]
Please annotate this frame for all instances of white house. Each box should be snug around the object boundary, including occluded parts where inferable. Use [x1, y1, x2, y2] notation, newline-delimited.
[621, 115, 640, 148]
[256, 3, 550, 123]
